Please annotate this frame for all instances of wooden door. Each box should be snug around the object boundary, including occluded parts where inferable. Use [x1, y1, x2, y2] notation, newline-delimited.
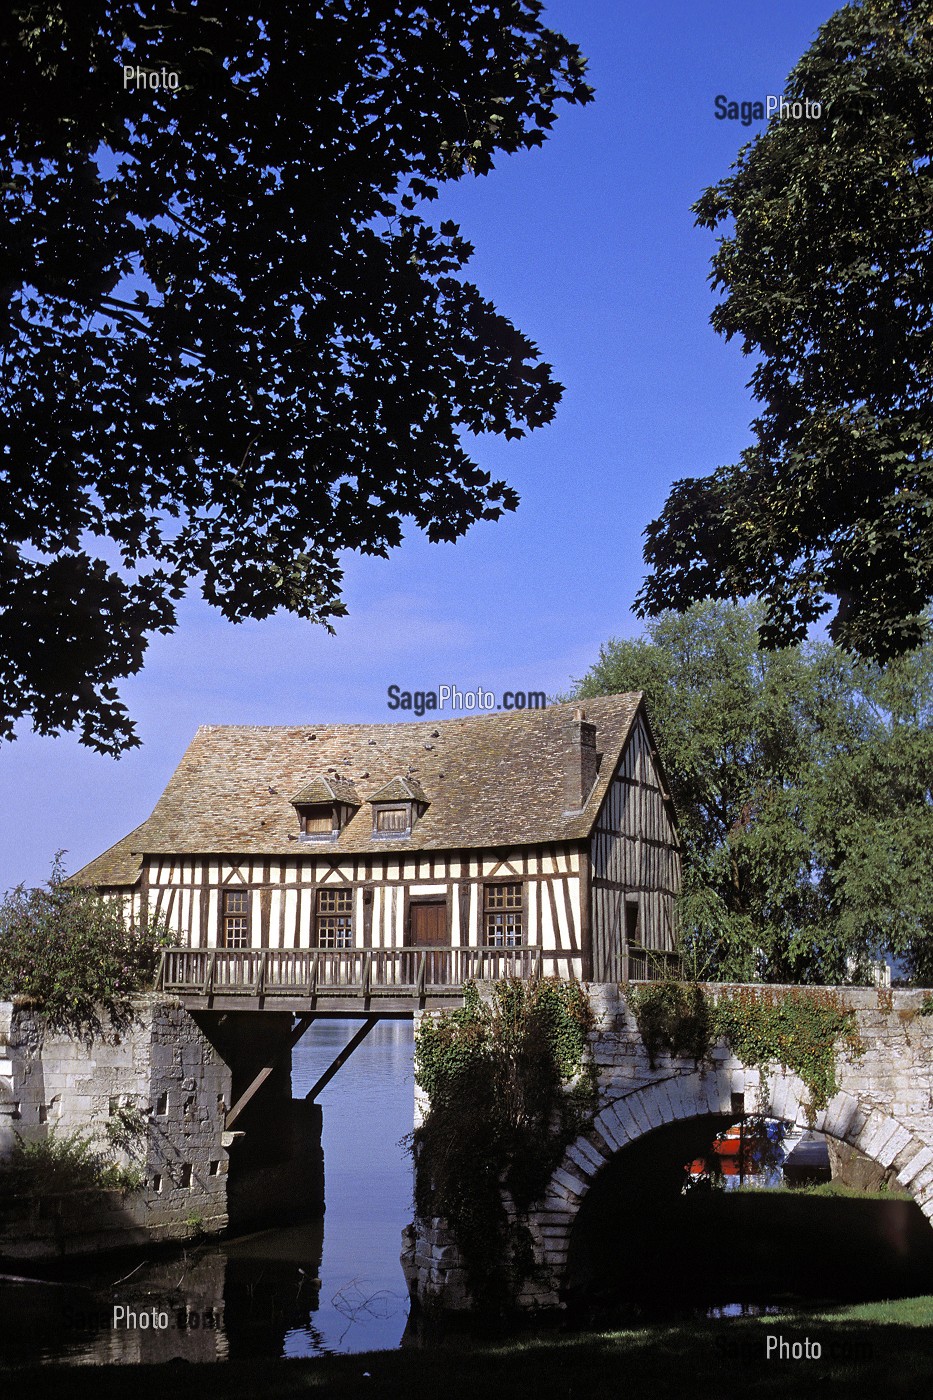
[410, 901, 447, 946]
[409, 901, 448, 991]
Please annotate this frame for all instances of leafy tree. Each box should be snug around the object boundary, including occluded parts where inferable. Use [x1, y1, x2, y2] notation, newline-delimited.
[0, 2, 592, 752]
[574, 602, 933, 983]
[638, 0, 933, 663]
[0, 857, 169, 1034]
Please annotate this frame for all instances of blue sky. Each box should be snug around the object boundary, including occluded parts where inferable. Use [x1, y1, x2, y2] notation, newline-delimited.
[0, 0, 841, 892]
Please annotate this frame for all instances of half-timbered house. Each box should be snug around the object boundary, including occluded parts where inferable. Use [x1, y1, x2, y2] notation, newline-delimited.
[76, 694, 680, 984]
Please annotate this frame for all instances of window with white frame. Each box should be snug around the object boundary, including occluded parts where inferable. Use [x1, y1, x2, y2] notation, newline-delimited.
[483, 882, 524, 947]
[315, 887, 353, 948]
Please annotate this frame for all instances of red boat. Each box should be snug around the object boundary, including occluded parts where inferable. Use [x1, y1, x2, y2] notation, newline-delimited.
[686, 1120, 782, 1184]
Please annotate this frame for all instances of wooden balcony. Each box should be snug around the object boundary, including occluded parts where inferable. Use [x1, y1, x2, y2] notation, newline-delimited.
[155, 945, 585, 1015]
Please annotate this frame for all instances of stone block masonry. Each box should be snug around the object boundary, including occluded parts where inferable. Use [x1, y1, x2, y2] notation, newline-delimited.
[403, 983, 933, 1313]
[0, 996, 231, 1259]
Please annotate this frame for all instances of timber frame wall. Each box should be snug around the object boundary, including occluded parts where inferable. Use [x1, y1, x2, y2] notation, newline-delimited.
[589, 712, 681, 980]
[112, 715, 680, 981]
[130, 847, 585, 959]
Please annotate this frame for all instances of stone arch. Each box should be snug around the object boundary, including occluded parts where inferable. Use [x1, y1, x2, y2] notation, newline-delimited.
[522, 1067, 933, 1307]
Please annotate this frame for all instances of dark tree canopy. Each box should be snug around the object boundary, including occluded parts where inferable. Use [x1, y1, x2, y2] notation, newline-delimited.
[638, 0, 933, 663]
[0, 2, 591, 752]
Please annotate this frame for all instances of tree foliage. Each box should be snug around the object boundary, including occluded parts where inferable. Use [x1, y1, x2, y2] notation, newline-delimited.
[0, 856, 169, 1035]
[575, 602, 933, 983]
[639, 0, 933, 663]
[0, 2, 592, 752]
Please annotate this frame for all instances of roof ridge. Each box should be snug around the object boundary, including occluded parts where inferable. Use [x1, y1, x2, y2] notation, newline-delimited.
[192, 694, 643, 735]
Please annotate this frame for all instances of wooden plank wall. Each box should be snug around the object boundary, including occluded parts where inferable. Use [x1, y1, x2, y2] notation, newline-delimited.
[589, 714, 681, 981]
[126, 848, 585, 954]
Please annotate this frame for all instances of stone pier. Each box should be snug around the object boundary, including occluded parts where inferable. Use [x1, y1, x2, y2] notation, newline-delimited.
[0, 996, 323, 1259]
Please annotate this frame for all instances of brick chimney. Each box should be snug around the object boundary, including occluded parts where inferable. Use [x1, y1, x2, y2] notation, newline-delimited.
[564, 708, 599, 811]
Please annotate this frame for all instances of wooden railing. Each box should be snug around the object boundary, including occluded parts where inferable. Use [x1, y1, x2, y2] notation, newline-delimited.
[625, 947, 682, 982]
[155, 945, 584, 1000]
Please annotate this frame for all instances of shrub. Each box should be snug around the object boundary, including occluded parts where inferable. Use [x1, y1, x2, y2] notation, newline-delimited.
[0, 1127, 143, 1202]
[412, 978, 596, 1310]
[0, 855, 170, 1037]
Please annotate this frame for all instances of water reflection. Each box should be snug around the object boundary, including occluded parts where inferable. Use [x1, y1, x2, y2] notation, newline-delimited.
[0, 1017, 415, 1366]
[290, 1016, 414, 1354]
[707, 1302, 781, 1320]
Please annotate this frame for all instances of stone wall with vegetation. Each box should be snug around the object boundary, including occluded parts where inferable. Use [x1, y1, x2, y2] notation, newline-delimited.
[0, 995, 231, 1258]
[404, 982, 933, 1314]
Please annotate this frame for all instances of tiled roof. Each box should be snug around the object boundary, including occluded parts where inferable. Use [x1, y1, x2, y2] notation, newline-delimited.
[74, 694, 647, 887]
[290, 775, 361, 806]
[368, 776, 429, 805]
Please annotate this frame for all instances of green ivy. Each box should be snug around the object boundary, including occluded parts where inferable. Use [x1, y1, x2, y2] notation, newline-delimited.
[627, 980, 712, 1065]
[713, 986, 864, 1118]
[411, 977, 596, 1311]
[627, 981, 864, 1121]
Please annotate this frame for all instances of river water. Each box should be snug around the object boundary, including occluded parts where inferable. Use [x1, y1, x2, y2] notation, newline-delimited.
[0, 1018, 415, 1366]
[288, 1017, 415, 1354]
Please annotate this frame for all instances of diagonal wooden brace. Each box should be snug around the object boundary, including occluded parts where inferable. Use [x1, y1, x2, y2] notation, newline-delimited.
[305, 1016, 379, 1101]
[225, 1012, 316, 1130]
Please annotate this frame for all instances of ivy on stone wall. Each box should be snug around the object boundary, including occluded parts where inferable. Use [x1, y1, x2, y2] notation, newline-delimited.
[411, 978, 596, 1310]
[715, 986, 864, 1118]
[627, 980, 712, 1065]
[628, 981, 865, 1120]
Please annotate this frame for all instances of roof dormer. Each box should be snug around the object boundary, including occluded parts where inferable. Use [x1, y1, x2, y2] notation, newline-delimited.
[290, 775, 360, 842]
[368, 776, 429, 839]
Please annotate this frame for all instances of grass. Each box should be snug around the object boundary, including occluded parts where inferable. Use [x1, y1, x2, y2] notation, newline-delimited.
[807, 1295, 933, 1325]
[729, 1179, 911, 1200]
[7, 1297, 933, 1399]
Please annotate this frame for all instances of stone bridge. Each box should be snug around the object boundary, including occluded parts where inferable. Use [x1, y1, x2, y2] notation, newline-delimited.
[404, 984, 933, 1311]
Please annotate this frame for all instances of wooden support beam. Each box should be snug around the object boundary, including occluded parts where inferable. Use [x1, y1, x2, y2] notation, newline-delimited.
[305, 1016, 379, 1102]
[306, 952, 319, 999]
[225, 1013, 316, 1130]
[254, 949, 268, 997]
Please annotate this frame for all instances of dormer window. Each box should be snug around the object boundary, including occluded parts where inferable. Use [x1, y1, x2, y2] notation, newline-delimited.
[373, 804, 412, 837]
[290, 776, 360, 843]
[368, 776, 429, 839]
[299, 804, 338, 840]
